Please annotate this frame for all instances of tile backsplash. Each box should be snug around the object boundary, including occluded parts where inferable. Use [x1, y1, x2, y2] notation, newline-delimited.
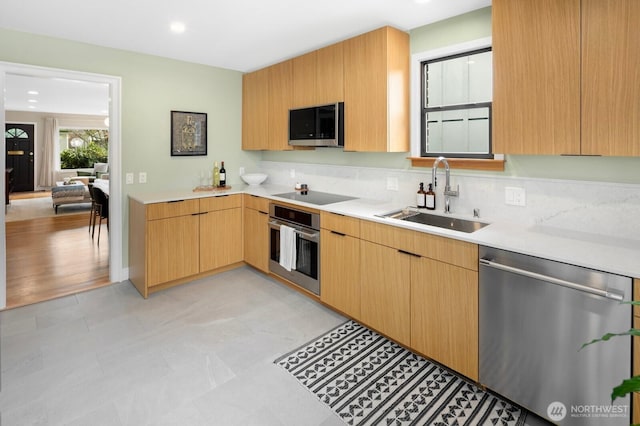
[260, 160, 640, 242]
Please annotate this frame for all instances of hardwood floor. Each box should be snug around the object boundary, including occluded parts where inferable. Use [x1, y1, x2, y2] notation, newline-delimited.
[5, 212, 110, 309]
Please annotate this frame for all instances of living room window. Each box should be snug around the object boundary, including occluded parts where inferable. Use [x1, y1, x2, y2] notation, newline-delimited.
[59, 128, 108, 169]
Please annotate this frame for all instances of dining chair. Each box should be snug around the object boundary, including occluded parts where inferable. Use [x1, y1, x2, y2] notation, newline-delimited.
[92, 187, 109, 245]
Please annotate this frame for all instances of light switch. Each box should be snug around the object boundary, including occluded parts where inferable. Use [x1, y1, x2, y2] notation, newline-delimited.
[139, 172, 147, 184]
[126, 173, 134, 185]
[505, 187, 526, 206]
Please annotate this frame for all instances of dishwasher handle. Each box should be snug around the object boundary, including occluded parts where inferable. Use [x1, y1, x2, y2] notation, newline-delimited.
[479, 258, 625, 302]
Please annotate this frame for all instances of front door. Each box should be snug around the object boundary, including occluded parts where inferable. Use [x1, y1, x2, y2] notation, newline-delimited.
[5, 123, 35, 192]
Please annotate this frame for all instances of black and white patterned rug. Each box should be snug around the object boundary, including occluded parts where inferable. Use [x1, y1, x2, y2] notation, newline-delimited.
[275, 320, 528, 426]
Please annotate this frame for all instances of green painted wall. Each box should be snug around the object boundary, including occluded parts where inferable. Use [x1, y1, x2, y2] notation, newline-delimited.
[0, 28, 261, 271]
[262, 6, 640, 184]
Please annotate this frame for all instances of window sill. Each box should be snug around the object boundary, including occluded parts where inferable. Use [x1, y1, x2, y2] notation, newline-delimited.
[409, 157, 505, 171]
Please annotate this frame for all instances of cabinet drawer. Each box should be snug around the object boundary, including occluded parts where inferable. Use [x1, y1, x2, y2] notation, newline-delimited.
[360, 220, 414, 253]
[360, 219, 477, 270]
[244, 194, 270, 212]
[412, 232, 478, 271]
[200, 194, 242, 212]
[321, 211, 360, 237]
[146, 199, 199, 221]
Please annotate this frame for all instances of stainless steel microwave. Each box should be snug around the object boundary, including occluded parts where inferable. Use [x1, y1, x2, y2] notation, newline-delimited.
[288, 102, 344, 147]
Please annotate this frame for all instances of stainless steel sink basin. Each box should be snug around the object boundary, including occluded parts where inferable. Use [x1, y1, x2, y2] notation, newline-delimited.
[378, 208, 489, 233]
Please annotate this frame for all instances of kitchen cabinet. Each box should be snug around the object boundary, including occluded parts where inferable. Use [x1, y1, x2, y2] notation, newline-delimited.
[360, 239, 411, 346]
[411, 257, 478, 380]
[292, 43, 344, 108]
[268, 60, 294, 151]
[581, 0, 640, 156]
[243, 194, 270, 273]
[128, 194, 243, 298]
[493, 0, 640, 156]
[320, 212, 361, 319]
[199, 195, 243, 271]
[241, 67, 269, 150]
[241, 61, 293, 151]
[359, 219, 479, 379]
[343, 26, 409, 152]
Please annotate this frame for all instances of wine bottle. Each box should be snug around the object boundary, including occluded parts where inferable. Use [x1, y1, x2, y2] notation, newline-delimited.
[219, 161, 226, 187]
[213, 161, 220, 187]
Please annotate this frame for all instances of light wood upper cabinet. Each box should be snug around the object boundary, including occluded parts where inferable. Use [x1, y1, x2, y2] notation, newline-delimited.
[492, 0, 581, 155]
[581, 0, 640, 156]
[242, 67, 269, 150]
[343, 26, 409, 152]
[268, 60, 294, 151]
[493, 0, 640, 157]
[292, 43, 344, 108]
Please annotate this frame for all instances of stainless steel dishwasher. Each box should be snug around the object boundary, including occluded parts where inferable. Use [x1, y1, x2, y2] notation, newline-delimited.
[479, 246, 631, 426]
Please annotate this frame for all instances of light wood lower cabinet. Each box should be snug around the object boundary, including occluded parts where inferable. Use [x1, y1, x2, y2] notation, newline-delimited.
[129, 194, 243, 298]
[360, 240, 411, 346]
[243, 194, 270, 273]
[411, 257, 478, 380]
[320, 212, 361, 320]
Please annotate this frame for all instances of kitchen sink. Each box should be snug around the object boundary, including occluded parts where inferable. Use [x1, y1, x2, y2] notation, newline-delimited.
[378, 208, 489, 233]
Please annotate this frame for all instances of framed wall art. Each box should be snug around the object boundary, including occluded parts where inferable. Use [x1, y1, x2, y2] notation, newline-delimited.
[171, 110, 207, 156]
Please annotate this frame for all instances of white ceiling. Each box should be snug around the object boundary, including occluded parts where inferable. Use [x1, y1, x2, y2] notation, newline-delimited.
[1, 0, 490, 115]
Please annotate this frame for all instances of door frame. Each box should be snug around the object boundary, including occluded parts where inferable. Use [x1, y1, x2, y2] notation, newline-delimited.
[0, 62, 123, 309]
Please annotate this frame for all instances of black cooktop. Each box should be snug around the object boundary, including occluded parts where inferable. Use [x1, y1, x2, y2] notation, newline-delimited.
[273, 191, 357, 206]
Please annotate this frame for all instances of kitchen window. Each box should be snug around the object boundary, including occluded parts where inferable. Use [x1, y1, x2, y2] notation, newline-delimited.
[421, 47, 492, 158]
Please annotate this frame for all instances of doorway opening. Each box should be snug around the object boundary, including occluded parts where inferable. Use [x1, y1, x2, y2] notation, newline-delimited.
[0, 62, 123, 309]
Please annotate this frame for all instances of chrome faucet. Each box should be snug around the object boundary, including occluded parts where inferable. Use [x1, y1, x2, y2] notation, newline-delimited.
[432, 156, 459, 214]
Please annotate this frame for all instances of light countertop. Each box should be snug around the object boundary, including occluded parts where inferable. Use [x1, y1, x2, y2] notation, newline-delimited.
[129, 184, 640, 279]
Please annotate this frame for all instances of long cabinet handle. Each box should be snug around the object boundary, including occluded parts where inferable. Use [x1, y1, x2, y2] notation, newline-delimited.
[330, 230, 346, 236]
[167, 199, 184, 203]
[192, 212, 207, 216]
[398, 249, 420, 258]
[479, 258, 624, 302]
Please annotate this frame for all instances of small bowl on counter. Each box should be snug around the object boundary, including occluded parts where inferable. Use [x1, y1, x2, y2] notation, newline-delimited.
[241, 173, 268, 186]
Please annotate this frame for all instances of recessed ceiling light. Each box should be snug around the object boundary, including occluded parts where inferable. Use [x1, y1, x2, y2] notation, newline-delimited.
[27, 90, 39, 95]
[28, 99, 38, 103]
[28, 105, 36, 109]
[170, 22, 186, 34]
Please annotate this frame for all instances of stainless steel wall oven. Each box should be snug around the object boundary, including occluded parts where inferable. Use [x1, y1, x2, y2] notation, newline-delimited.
[269, 203, 320, 295]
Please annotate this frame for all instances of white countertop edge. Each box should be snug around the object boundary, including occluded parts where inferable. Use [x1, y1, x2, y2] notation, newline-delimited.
[128, 184, 640, 279]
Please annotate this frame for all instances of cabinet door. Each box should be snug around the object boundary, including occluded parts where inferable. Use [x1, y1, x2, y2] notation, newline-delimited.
[343, 27, 409, 152]
[243, 207, 269, 273]
[200, 208, 243, 271]
[316, 42, 344, 105]
[268, 60, 293, 151]
[242, 68, 269, 150]
[360, 240, 410, 346]
[320, 229, 361, 319]
[492, 0, 581, 155]
[411, 257, 478, 380]
[581, 0, 640, 156]
[292, 51, 317, 108]
[147, 215, 199, 286]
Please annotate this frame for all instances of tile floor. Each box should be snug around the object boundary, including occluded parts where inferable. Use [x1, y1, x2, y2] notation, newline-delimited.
[0, 267, 347, 425]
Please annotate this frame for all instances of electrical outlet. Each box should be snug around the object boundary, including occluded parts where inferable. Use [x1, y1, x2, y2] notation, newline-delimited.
[139, 172, 147, 184]
[239, 167, 245, 176]
[505, 186, 526, 206]
[290, 169, 296, 178]
[386, 177, 399, 191]
[126, 172, 134, 184]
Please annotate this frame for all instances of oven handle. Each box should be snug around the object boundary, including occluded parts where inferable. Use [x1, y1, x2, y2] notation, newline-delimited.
[269, 220, 319, 241]
[479, 258, 624, 302]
